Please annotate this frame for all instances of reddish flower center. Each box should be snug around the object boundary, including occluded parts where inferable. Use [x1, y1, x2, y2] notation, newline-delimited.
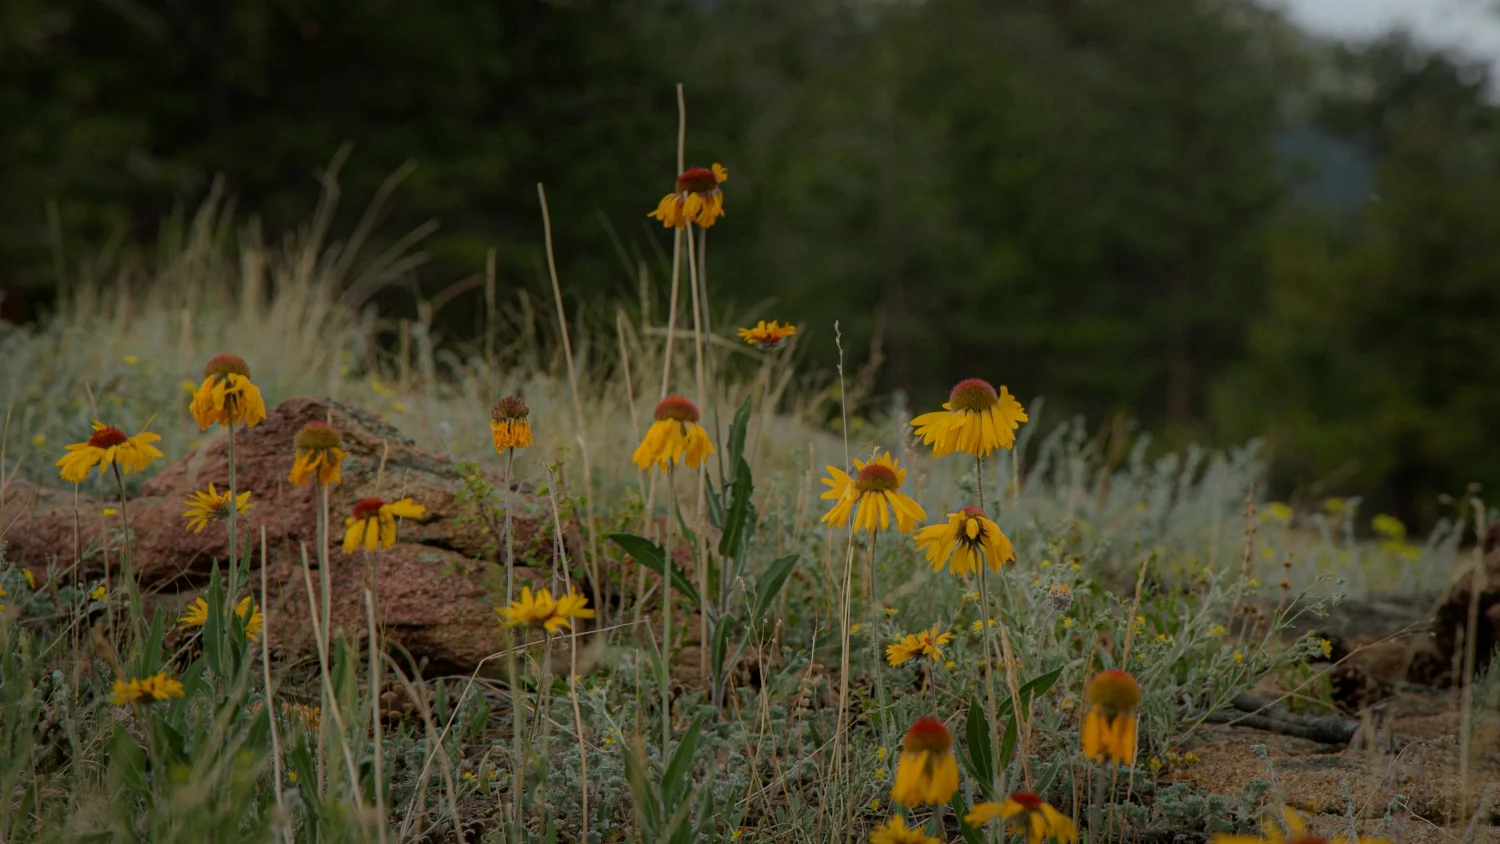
[949, 378, 999, 413]
[492, 396, 530, 421]
[853, 463, 899, 493]
[204, 353, 251, 380]
[901, 716, 953, 754]
[351, 498, 385, 520]
[675, 167, 720, 194]
[1290, 837, 1329, 844]
[958, 505, 988, 521]
[653, 396, 700, 423]
[88, 426, 129, 448]
[1085, 668, 1142, 713]
[294, 421, 342, 451]
[1010, 791, 1044, 811]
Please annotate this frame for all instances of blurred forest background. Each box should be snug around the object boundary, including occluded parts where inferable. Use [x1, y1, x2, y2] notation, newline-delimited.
[2, 0, 1498, 528]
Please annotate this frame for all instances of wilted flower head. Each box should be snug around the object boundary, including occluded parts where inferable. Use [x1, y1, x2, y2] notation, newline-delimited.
[914, 506, 1014, 577]
[911, 378, 1028, 458]
[648, 164, 728, 230]
[632, 396, 714, 473]
[289, 421, 347, 487]
[490, 396, 533, 452]
[190, 354, 267, 430]
[890, 715, 959, 807]
[1082, 669, 1141, 766]
[1046, 583, 1073, 613]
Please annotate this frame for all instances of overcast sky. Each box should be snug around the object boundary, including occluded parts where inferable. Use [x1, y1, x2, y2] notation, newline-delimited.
[1279, 0, 1500, 65]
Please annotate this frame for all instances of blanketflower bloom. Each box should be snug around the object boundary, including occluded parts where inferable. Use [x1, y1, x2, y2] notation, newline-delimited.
[190, 353, 267, 430]
[648, 163, 727, 229]
[182, 484, 253, 533]
[1211, 808, 1391, 844]
[110, 672, 185, 705]
[497, 586, 597, 634]
[890, 716, 959, 807]
[737, 320, 797, 349]
[819, 452, 926, 534]
[56, 420, 164, 484]
[869, 815, 940, 844]
[886, 624, 954, 666]
[289, 422, 347, 487]
[1082, 669, 1141, 766]
[911, 378, 1028, 458]
[913, 506, 1014, 577]
[342, 498, 426, 554]
[178, 596, 264, 642]
[632, 396, 715, 473]
[490, 396, 533, 452]
[967, 792, 1078, 844]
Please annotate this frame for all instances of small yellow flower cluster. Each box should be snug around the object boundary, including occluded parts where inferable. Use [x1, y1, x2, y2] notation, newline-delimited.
[178, 596, 264, 642]
[497, 586, 596, 634]
[110, 672, 185, 705]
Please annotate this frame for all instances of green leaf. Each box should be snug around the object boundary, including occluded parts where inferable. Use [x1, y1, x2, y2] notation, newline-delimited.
[623, 739, 663, 831]
[608, 533, 701, 608]
[1000, 667, 1063, 769]
[727, 394, 752, 467]
[963, 695, 995, 798]
[106, 723, 148, 796]
[717, 456, 755, 562]
[951, 792, 987, 844]
[710, 615, 736, 694]
[751, 554, 799, 622]
[661, 717, 703, 809]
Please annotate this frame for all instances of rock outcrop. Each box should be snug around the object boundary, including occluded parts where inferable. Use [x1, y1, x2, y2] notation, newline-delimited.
[4, 397, 575, 674]
[1427, 522, 1500, 685]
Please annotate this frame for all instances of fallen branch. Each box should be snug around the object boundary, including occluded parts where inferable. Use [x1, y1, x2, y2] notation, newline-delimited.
[1192, 693, 1358, 745]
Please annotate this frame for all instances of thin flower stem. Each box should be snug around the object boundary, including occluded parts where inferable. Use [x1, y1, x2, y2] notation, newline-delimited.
[227, 421, 239, 609]
[976, 456, 1004, 798]
[535, 631, 554, 821]
[695, 226, 727, 489]
[365, 589, 389, 844]
[258, 527, 290, 843]
[866, 530, 891, 751]
[296, 543, 366, 809]
[684, 222, 712, 694]
[662, 467, 678, 758]
[998, 620, 1032, 786]
[504, 447, 516, 606]
[315, 483, 331, 798]
[507, 618, 526, 834]
[110, 463, 132, 563]
[109, 463, 138, 640]
[748, 352, 774, 478]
